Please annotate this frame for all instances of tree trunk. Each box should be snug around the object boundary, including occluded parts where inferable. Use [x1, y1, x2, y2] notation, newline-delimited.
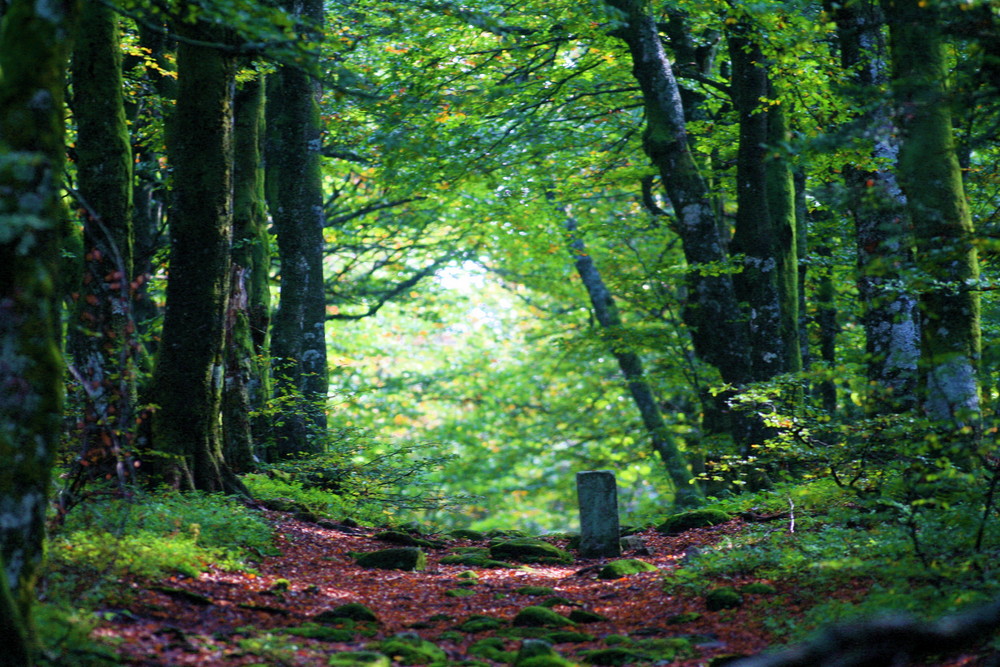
[882, 0, 981, 426]
[67, 0, 136, 496]
[831, 0, 920, 413]
[224, 75, 270, 472]
[566, 213, 703, 508]
[150, 30, 245, 493]
[0, 0, 76, 659]
[264, 0, 328, 457]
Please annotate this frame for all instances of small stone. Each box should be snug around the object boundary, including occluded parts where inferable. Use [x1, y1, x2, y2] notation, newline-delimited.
[314, 602, 378, 624]
[597, 559, 659, 580]
[373, 634, 446, 665]
[567, 609, 608, 624]
[489, 538, 573, 565]
[456, 615, 505, 633]
[512, 606, 575, 628]
[656, 509, 731, 535]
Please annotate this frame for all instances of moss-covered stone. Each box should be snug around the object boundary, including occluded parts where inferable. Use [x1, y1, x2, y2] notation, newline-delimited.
[446, 588, 477, 598]
[354, 547, 427, 571]
[705, 587, 743, 611]
[372, 634, 446, 665]
[567, 609, 609, 624]
[456, 570, 480, 583]
[544, 631, 595, 644]
[281, 623, 354, 641]
[514, 639, 575, 667]
[515, 586, 555, 596]
[448, 528, 487, 540]
[490, 539, 573, 565]
[314, 603, 378, 624]
[539, 596, 577, 608]
[440, 552, 517, 568]
[469, 638, 515, 662]
[512, 606, 575, 628]
[456, 615, 505, 633]
[597, 559, 659, 580]
[740, 582, 777, 595]
[656, 509, 731, 535]
[327, 651, 390, 667]
[665, 612, 701, 624]
[603, 635, 630, 646]
[580, 648, 648, 665]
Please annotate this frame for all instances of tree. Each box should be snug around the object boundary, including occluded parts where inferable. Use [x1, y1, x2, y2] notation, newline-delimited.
[0, 0, 76, 660]
[265, 0, 329, 457]
[149, 23, 245, 493]
[882, 0, 981, 426]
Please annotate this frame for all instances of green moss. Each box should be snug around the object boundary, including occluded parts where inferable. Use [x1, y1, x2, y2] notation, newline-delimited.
[539, 596, 576, 608]
[515, 586, 555, 596]
[705, 587, 743, 611]
[567, 609, 608, 624]
[597, 559, 659, 580]
[469, 638, 515, 662]
[373, 634, 446, 664]
[440, 553, 516, 568]
[656, 509, 731, 535]
[314, 603, 378, 624]
[456, 615, 505, 632]
[666, 612, 701, 624]
[512, 606, 575, 628]
[327, 651, 390, 667]
[740, 582, 777, 595]
[281, 623, 354, 641]
[489, 539, 573, 565]
[448, 528, 486, 540]
[515, 639, 574, 667]
[544, 631, 595, 643]
[446, 588, 477, 598]
[580, 648, 648, 665]
[355, 547, 426, 571]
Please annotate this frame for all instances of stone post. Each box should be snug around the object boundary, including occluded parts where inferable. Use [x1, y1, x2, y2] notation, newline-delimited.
[577, 470, 621, 558]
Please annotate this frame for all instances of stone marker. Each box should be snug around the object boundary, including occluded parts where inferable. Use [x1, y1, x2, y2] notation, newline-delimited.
[576, 470, 621, 558]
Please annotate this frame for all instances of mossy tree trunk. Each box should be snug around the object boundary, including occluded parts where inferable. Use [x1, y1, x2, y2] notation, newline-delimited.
[566, 212, 703, 508]
[150, 28, 245, 493]
[224, 75, 270, 472]
[604, 1, 751, 380]
[0, 0, 76, 660]
[883, 0, 981, 426]
[832, 0, 920, 413]
[264, 0, 329, 458]
[67, 0, 136, 492]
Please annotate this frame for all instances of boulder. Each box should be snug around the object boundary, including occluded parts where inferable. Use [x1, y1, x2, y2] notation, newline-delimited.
[354, 547, 426, 571]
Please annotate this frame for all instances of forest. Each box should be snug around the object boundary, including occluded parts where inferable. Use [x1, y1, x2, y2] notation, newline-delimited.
[2, 0, 1000, 664]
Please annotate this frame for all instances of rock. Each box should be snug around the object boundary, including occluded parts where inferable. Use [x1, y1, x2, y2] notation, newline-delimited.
[515, 586, 555, 596]
[354, 547, 426, 571]
[327, 651, 390, 667]
[446, 588, 477, 597]
[665, 612, 701, 624]
[656, 509, 731, 535]
[372, 634, 446, 665]
[567, 609, 608, 624]
[469, 638, 515, 662]
[489, 538, 573, 565]
[544, 631, 595, 643]
[705, 587, 743, 611]
[597, 559, 659, 580]
[538, 596, 576, 608]
[281, 623, 354, 641]
[373, 530, 421, 546]
[314, 602, 378, 624]
[579, 648, 646, 666]
[512, 606, 575, 628]
[448, 528, 486, 540]
[619, 535, 650, 555]
[456, 615, 505, 633]
[514, 638, 575, 667]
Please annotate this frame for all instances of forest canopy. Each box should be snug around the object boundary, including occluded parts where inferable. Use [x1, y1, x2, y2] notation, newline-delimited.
[2, 0, 1000, 662]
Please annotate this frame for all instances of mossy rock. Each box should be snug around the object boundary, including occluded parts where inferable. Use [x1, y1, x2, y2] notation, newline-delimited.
[469, 638, 515, 663]
[487, 529, 528, 538]
[656, 509, 731, 535]
[456, 570, 480, 583]
[327, 651, 390, 667]
[260, 497, 307, 513]
[603, 635, 630, 646]
[355, 547, 426, 571]
[448, 528, 487, 540]
[580, 648, 649, 665]
[705, 587, 743, 611]
[597, 559, 659, 580]
[512, 606, 575, 628]
[665, 612, 701, 624]
[515, 586, 556, 596]
[294, 510, 321, 523]
[281, 623, 354, 641]
[740, 582, 777, 595]
[515, 639, 574, 667]
[314, 603, 378, 624]
[544, 631, 595, 644]
[567, 609, 608, 624]
[501, 627, 551, 639]
[634, 637, 692, 659]
[373, 634, 446, 665]
[490, 538, 573, 565]
[456, 615, 505, 633]
[373, 530, 421, 546]
[436, 630, 464, 642]
[440, 552, 517, 568]
[446, 588, 477, 598]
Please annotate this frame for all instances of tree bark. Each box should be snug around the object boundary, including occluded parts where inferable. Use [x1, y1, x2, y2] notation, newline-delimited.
[0, 0, 76, 658]
[67, 0, 137, 495]
[264, 0, 329, 457]
[882, 0, 981, 426]
[831, 0, 920, 413]
[566, 213, 703, 508]
[150, 29, 245, 493]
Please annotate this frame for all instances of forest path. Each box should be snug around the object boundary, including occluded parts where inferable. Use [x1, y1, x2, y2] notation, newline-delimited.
[88, 513, 968, 666]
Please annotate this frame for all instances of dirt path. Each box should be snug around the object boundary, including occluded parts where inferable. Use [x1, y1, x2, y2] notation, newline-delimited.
[88, 514, 849, 665]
